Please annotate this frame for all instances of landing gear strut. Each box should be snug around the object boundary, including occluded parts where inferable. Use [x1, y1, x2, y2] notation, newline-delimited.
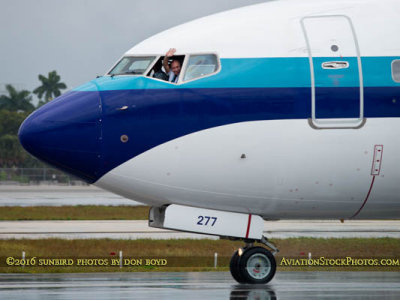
[229, 236, 278, 284]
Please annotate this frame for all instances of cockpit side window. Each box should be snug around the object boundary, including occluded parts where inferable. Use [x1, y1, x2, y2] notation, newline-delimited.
[392, 60, 400, 83]
[183, 54, 219, 82]
[109, 56, 156, 76]
[147, 55, 185, 83]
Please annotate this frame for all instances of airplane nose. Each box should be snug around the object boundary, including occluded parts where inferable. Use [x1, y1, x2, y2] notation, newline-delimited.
[18, 84, 102, 183]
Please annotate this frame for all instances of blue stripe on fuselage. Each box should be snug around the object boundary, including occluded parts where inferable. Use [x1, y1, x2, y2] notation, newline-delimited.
[98, 87, 308, 179]
[96, 86, 400, 180]
[75, 56, 400, 91]
[66, 55, 400, 182]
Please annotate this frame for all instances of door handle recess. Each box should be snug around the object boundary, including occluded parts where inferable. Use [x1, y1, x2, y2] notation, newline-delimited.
[322, 61, 349, 69]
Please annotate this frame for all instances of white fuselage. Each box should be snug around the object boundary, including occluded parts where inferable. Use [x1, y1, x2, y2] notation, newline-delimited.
[53, 0, 400, 220]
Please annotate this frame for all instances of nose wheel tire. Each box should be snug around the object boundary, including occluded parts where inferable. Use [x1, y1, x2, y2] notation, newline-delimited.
[230, 246, 276, 284]
[229, 250, 246, 283]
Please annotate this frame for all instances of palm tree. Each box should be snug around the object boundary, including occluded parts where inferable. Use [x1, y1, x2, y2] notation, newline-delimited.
[33, 70, 67, 105]
[0, 84, 34, 112]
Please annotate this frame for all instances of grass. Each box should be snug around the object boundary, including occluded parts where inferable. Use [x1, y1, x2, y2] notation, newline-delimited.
[0, 205, 150, 220]
[1, 207, 398, 272]
[0, 238, 398, 273]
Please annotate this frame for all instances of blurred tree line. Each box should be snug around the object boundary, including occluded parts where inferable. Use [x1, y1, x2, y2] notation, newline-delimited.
[0, 71, 67, 168]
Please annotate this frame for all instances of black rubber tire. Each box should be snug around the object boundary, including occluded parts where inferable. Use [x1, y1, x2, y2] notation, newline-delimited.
[238, 246, 276, 284]
[229, 250, 246, 284]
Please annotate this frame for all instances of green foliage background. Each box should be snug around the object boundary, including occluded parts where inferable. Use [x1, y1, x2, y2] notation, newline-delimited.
[0, 71, 67, 168]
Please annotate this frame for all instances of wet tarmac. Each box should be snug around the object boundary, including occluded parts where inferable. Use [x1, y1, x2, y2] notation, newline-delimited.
[1, 220, 399, 239]
[0, 271, 399, 299]
[0, 220, 216, 239]
[0, 186, 140, 206]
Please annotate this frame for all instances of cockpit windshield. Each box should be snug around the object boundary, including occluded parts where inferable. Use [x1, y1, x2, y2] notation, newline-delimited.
[108, 56, 156, 75]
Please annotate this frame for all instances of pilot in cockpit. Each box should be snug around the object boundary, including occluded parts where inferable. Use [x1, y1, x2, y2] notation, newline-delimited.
[163, 48, 182, 83]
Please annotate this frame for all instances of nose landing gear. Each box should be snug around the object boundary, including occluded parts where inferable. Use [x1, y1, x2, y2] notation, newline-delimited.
[229, 236, 278, 284]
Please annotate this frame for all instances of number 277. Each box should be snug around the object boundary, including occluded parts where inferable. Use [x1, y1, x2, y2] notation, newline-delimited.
[197, 216, 217, 226]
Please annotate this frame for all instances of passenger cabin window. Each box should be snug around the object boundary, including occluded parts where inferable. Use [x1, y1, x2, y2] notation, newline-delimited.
[109, 56, 156, 76]
[392, 60, 400, 83]
[183, 54, 218, 82]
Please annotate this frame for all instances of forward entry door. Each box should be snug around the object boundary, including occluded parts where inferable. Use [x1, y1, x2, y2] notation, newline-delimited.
[301, 15, 364, 128]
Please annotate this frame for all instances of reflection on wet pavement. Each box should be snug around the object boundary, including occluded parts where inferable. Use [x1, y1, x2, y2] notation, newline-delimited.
[0, 271, 399, 299]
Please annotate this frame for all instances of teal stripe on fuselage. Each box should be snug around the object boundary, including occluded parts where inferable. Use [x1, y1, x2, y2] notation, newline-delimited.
[362, 57, 399, 87]
[313, 57, 360, 87]
[74, 56, 400, 91]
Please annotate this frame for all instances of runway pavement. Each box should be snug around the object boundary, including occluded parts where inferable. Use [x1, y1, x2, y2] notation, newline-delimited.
[0, 185, 140, 206]
[0, 272, 399, 299]
[0, 220, 399, 239]
[1, 185, 399, 239]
